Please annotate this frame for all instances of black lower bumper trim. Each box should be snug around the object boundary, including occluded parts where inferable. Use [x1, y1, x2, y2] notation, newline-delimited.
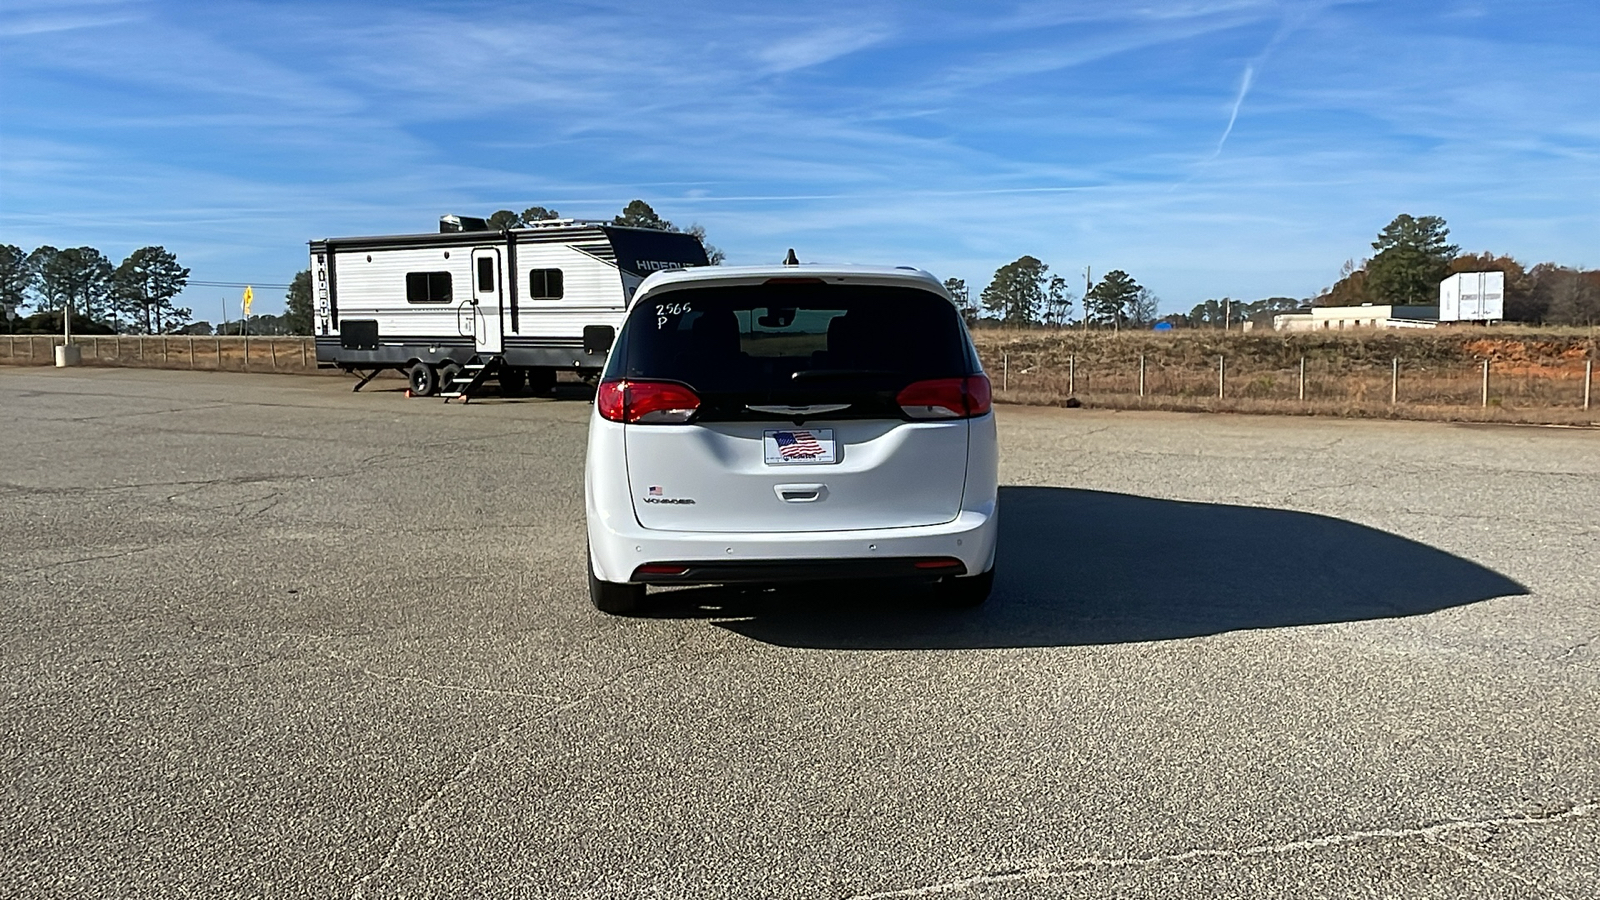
[630, 557, 967, 585]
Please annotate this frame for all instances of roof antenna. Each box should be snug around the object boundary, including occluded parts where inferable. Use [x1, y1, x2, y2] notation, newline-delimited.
[783, 248, 799, 266]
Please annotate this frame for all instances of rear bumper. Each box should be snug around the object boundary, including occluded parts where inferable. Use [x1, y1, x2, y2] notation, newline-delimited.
[631, 556, 966, 585]
[587, 509, 998, 586]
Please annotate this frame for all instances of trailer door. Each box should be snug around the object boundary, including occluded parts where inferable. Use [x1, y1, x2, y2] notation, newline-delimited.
[470, 247, 504, 355]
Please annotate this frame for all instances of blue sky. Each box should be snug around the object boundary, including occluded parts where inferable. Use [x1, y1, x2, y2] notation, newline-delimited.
[3, 0, 1597, 318]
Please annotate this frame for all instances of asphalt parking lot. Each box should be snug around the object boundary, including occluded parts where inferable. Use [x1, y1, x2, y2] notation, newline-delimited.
[3, 366, 1597, 899]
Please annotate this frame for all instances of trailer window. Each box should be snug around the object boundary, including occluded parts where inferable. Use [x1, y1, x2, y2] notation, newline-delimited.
[406, 272, 453, 303]
[528, 268, 564, 300]
[476, 257, 495, 292]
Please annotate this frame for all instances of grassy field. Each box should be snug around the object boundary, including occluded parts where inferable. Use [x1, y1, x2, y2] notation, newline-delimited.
[973, 325, 1599, 425]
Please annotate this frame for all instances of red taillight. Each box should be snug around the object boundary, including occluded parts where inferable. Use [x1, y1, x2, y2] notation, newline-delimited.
[913, 558, 964, 570]
[596, 380, 701, 424]
[896, 375, 992, 420]
[635, 564, 690, 576]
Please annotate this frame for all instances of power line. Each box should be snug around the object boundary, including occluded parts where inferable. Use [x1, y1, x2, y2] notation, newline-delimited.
[188, 280, 293, 289]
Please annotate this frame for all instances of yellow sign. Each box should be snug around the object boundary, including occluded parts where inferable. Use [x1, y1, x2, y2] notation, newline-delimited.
[242, 285, 254, 317]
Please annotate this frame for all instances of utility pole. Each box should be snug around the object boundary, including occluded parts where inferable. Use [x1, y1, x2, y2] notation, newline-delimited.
[1083, 266, 1091, 331]
[1224, 297, 1231, 331]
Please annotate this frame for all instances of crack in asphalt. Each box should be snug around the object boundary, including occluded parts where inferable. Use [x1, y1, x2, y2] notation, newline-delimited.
[7, 545, 156, 576]
[841, 803, 1598, 899]
[316, 642, 567, 704]
[346, 634, 696, 899]
[350, 726, 514, 900]
[1434, 834, 1548, 895]
[1550, 632, 1600, 666]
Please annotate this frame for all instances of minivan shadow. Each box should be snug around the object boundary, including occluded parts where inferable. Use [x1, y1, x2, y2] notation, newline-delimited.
[645, 486, 1527, 650]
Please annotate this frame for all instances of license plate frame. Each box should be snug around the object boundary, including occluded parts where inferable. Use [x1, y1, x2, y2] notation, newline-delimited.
[762, 428, 838, 465]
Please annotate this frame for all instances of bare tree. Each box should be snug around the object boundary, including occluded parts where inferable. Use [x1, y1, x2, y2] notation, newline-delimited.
[1044, 275, 1075, 328]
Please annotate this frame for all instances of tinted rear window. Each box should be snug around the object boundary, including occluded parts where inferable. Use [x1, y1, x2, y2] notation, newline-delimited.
[612, 283, 975, 418]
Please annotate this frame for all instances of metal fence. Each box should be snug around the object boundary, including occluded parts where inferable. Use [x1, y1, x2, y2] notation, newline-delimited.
[985, 350, 1596, 419]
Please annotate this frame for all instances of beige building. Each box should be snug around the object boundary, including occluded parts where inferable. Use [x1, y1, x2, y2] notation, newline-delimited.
[1273, 304, 1439, 332]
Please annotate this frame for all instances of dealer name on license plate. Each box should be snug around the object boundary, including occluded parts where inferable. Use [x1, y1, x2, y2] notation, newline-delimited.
[763, 429, 837, 465]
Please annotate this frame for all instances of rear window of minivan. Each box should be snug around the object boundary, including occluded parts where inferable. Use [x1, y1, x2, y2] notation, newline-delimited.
[612, 284, 975, 415]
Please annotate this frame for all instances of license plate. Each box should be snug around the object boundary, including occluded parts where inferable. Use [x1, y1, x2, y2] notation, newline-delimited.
[763, 428, 837, 465]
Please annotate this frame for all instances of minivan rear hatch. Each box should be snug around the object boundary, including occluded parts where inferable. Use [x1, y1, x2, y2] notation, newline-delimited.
[609, 281, 981, 533]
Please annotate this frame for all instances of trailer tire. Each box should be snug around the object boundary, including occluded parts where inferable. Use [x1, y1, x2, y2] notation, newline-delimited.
[438, 362, 463, 393]
[500, 367, 528, 396]
[407, 362, 438, 397]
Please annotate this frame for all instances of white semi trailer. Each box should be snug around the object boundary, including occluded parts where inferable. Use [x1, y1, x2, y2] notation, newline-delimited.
[1440, 271, 1505, 323]
[309, 216, 710, 398]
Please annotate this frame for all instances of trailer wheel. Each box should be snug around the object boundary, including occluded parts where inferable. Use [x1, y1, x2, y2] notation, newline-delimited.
[528, 367, 556, 396]
[438, 361, 463, 393]
[407, 362, 438, 397]
[499, 367, 528, 396]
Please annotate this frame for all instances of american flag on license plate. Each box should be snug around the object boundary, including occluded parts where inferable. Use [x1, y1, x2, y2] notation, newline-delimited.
[773, 430, 824, 458]
[649, 485, 663, 496]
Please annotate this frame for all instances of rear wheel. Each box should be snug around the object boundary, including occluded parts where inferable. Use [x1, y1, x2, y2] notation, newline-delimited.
[438, 361, 463, 393]
[528, 367, 557, 396]
[407, 362, 438, 397]
[589, 555, 647, 615]
[936, 567, 993, 608]
[500, 367, 528, 396]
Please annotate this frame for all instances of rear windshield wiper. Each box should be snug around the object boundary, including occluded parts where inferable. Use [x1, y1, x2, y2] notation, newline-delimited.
[790, 369, 898, 382]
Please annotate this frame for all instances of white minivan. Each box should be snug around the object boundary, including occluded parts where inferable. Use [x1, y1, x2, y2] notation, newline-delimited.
[583, 264, 999, 615]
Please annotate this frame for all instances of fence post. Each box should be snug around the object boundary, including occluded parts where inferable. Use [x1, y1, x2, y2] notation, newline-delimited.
[1481, 359, 1489, 408]
[1391, 358, 1399, 404]
[216, 338, 223, 369]
[189, 336, 195, 369]
[1068, 354, 1075, 395]
[1585, 359, 1593, 412]
[301, 339, 308, 370]
[1298, 356, 1306, 401]
[1138, 354, 1146, 397]
[270, 339, 278, 371]
[1002, 352, 1008, 392]
[1217, 355, 1225, 399]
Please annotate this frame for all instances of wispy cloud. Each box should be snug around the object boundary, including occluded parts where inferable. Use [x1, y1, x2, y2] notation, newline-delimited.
[1211, 63, 1256, 158]
[754, 23, 894, 72]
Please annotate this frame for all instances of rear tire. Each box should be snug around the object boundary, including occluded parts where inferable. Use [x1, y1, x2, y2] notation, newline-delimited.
[407, 362, 438, 397]
[528, 367, 557, 396]
[937, 567, 993, 608]
[500, 367, 528, 396]
[589, 557, 647, 615]
[438, 361, 463, 392]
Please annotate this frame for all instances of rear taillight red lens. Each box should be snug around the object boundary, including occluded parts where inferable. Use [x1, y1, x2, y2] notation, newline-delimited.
[635, 563, 690, 576]
[896, 375, 992, 420]
[596, 380, 701, 424]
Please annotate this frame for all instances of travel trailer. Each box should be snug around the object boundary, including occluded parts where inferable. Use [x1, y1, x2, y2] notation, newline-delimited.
[308, 216, 711, 398]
